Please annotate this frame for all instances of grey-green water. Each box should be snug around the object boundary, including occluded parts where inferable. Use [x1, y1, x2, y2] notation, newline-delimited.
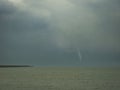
[0, 67, 120, 90]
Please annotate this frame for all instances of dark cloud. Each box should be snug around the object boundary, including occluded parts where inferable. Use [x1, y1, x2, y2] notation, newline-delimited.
[0, 0, 16, 15]
[0, 0, 120, 66]
[88, 0, 120, 32]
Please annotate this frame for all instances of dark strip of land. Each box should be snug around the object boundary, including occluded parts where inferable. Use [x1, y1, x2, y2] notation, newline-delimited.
[0, 65, 32, 68]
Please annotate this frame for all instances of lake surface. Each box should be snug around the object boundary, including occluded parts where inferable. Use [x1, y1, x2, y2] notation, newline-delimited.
[0, 67, 120, 90]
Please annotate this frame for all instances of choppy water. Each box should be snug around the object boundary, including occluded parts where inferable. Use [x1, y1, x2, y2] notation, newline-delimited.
[0, 67, 120, 90]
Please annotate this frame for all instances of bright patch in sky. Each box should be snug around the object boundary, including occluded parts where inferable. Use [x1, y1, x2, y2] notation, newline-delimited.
[8, 0, 25, 8]
[8, 0, 23, 4]
[44, 0, 75, 11]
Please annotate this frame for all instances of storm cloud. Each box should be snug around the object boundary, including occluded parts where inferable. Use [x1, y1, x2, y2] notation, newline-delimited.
[0, 0, 120, 66]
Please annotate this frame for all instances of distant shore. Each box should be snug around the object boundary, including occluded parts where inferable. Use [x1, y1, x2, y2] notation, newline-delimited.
[0, 65, 32, 68]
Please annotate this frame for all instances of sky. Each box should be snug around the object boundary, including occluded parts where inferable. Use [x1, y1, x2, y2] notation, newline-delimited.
[0, 0, 120, 66]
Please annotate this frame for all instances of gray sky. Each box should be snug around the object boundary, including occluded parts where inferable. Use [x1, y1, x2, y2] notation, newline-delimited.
[0, 0, 120, 66]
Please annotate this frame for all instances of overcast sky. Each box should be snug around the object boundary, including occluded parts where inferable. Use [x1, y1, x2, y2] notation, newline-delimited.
[0, 0, 120, 66]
